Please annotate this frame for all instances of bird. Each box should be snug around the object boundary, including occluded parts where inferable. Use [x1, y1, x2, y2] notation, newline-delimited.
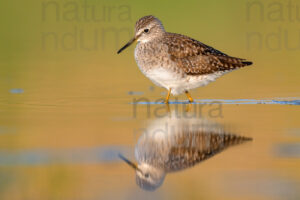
[119, 112, 252, 191]
[117, 15, 253, 103]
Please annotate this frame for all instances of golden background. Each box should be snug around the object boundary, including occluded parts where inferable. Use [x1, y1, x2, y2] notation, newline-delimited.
[0, 0, 299, 199]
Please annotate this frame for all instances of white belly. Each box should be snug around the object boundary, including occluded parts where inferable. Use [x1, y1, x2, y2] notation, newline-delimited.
[140, 67, 225, 95]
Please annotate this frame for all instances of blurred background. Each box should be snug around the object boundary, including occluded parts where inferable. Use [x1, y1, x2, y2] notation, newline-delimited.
[0, 0, 299, 199]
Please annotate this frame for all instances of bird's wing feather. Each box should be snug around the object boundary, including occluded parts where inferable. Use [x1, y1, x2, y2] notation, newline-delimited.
[163, 33, 252, 75]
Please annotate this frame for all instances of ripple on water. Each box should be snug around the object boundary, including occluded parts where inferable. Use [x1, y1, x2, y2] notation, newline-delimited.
[131, 97, 300, 105]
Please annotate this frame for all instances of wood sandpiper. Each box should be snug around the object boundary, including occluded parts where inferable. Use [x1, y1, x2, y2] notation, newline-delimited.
[117, 15, 253, 103]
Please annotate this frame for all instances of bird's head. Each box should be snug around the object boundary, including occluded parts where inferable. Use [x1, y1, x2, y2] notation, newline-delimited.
[135, 163, 165, 191]
[119, 154, 165, 191]
[117, 15, 165, 54]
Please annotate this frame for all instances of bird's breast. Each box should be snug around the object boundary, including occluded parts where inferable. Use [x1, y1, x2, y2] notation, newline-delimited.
[135, 41, 172, 72]
[134, 41, 185, 85]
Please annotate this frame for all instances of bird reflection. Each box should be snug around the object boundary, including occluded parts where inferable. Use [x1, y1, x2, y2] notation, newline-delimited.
[119, 111, 252, 191]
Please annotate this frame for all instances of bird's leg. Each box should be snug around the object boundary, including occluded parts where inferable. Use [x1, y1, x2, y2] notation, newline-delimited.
[185, 91, 194, 103]
[164, 88, 171, 104]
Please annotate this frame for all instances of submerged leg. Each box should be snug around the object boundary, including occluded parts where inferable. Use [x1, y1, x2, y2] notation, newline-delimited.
[164, 88, 171, 104]
[185, 103, 192, 112]
[185, 91, 194, 103]
[165, 103, 170, 113]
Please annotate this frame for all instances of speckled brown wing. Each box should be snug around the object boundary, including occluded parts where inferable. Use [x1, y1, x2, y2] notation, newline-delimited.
[163, 33, 252, 75]
[165, 132, 252, 172]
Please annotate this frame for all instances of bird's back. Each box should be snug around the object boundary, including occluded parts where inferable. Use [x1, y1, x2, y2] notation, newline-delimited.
[162, 32, 252, 75]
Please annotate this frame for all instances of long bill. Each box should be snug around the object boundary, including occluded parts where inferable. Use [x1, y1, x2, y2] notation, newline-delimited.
[118, 153, 142, 173]
[117, 37, 136, 54]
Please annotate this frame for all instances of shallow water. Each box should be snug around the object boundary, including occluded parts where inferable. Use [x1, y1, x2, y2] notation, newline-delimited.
[0, 90, 299, 200]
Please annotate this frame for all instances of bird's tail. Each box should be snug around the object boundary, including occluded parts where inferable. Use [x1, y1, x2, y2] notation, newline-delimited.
[218, 56, 253, 71]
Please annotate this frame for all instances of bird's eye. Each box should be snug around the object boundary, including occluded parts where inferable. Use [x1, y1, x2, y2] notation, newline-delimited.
[144, 29, 149, 33]
[145, 173, 150, 178]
